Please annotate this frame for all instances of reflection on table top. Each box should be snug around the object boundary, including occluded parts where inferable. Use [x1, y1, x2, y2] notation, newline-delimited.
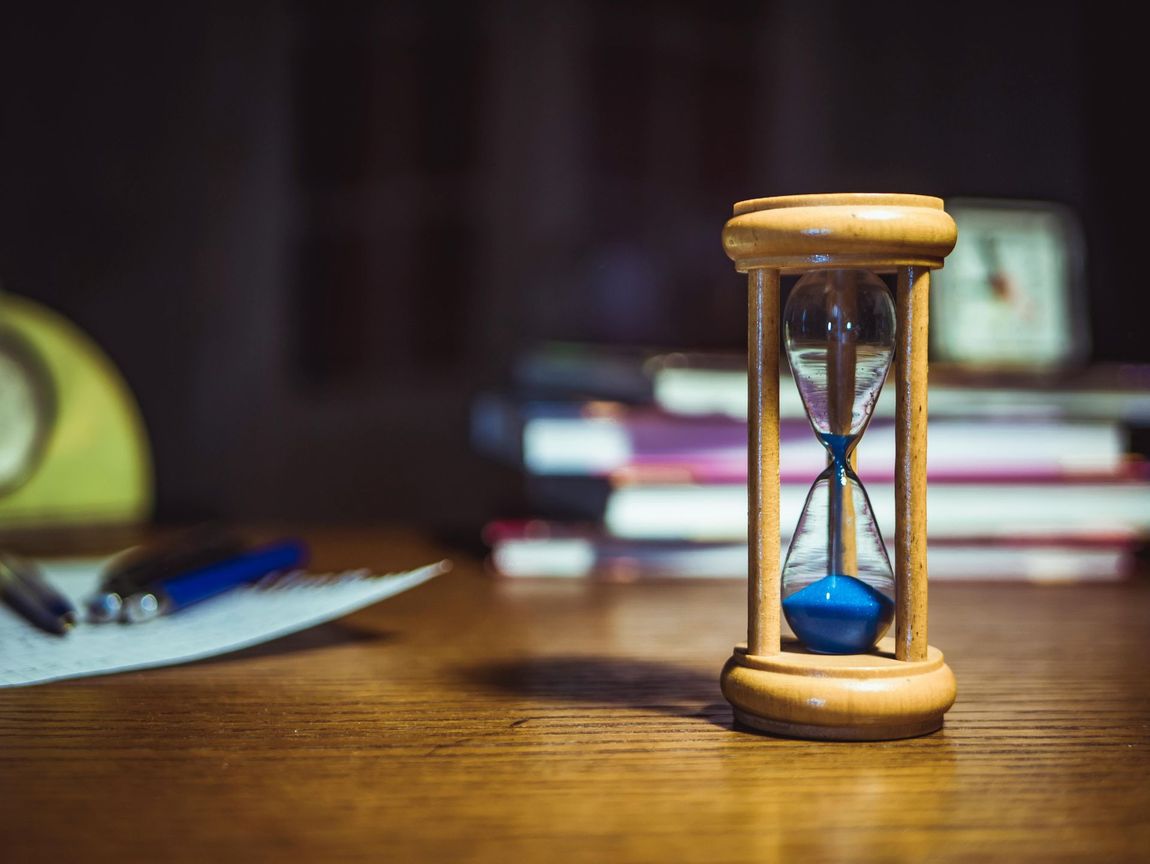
[2, 526, 1148, 863]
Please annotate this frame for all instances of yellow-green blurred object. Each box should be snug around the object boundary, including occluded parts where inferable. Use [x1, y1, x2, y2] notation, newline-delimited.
[0, 293, 152, 527]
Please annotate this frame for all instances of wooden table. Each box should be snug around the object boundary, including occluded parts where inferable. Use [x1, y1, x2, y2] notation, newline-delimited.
[2, 527, 1148, 862]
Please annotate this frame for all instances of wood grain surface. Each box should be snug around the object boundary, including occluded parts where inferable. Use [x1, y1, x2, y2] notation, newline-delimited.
[2, 527, 1148, 863]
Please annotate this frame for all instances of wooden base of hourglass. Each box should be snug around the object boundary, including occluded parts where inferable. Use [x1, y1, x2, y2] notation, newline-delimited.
[721, 639, 957, 741]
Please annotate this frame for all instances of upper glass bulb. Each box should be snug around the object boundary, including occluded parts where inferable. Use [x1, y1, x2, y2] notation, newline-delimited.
[784, 269, 895, 447]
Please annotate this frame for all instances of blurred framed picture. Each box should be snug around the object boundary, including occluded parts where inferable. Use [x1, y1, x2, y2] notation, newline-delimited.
[931, 199, 1088, 372]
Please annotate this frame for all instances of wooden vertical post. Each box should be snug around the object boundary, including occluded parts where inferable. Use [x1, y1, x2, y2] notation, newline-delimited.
[894, 265, 930, 662]
[747, 268, 780, 657]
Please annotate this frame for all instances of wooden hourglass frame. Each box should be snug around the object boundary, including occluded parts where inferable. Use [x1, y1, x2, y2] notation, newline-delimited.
[719, 193, 958, 741]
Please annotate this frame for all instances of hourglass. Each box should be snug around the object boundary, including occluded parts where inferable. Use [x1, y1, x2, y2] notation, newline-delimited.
[719, 194, 958, 740]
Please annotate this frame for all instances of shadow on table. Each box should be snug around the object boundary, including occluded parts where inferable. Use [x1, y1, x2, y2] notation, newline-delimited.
[187, 621, 393, 668]
[467, 655, 731, 729]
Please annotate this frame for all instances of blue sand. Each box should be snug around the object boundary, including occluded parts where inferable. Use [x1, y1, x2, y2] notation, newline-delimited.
[782, 574, 894, 654]
[818, 432, 855, 465]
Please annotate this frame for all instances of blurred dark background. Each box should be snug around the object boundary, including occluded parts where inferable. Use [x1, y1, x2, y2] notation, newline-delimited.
[0, 0, 1142, 532]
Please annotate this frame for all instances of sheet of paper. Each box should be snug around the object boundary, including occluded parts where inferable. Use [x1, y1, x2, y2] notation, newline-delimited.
[0, 558, 448, 688]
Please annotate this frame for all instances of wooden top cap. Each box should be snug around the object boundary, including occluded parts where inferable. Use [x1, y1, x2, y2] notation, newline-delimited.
[723, 192, 957, 273]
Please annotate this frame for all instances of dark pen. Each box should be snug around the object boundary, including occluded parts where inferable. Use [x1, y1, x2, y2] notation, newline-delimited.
[85, 524, 246, 623]
[0, 552, 78, 635]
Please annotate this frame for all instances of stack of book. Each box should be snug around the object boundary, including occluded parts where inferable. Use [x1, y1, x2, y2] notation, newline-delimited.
[474, 343, 1150, 582]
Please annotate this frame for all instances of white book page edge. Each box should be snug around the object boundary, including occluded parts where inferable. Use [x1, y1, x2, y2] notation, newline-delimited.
[1, 558, 449, 688]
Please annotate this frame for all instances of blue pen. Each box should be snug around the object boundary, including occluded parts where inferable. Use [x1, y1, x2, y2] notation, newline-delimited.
[120, 539, 307, 623]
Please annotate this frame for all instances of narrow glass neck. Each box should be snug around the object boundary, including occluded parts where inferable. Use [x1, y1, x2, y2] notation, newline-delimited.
[817, 438, 860, 579]
[818, 431, 859, 467]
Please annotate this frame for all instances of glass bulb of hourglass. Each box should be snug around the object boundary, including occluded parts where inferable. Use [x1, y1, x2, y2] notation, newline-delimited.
[780, 269, 897, 654]
[786, 269, 895, 445]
